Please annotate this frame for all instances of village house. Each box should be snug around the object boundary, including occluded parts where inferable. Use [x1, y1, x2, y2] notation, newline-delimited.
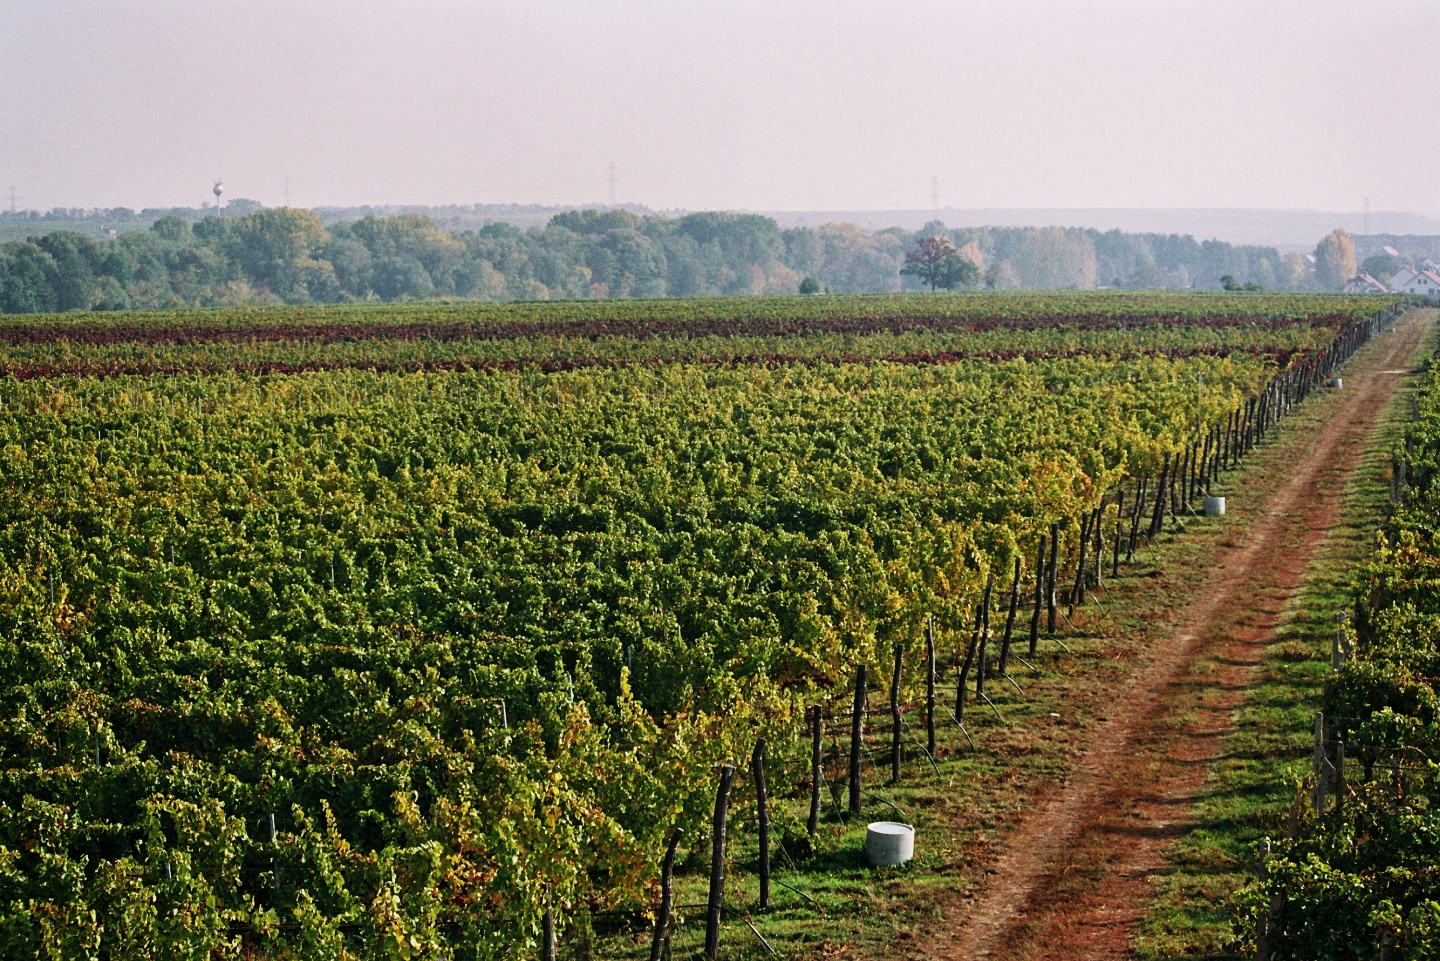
[1390, 266, 1440, 297]
[1342, 273, 1389, 293]
[1389, 264, 1420, 288]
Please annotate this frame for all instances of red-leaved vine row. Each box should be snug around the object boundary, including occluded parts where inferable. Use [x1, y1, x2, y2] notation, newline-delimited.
[0, 311, 1358, 347]
[0, 343, 1305, 380]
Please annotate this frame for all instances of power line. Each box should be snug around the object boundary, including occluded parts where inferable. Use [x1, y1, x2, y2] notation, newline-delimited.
[284, 177, 291, 207]
[7, 187, 15, 214]
[608, 161, 617, 205]
[931, 176, 939, 211]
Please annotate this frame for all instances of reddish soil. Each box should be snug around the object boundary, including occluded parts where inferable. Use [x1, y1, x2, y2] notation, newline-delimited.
[924, 312, 1429, 961]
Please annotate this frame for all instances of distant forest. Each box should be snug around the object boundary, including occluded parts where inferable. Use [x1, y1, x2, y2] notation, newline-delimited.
[0, 205, 1340, 314]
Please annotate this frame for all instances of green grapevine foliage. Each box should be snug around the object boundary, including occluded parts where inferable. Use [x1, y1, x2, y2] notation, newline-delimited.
[1247, 341, 1440, 960]
[0, 292, 1400, 958]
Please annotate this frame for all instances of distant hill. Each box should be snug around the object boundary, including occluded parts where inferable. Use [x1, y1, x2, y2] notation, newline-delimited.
[0, 202, 666, 243]
[308, 203, 666, 232]
[7, 204, 1436, 251]
[759, 208, 1440, 250]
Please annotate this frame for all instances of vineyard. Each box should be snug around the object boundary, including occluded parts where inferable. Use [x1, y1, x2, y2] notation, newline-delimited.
[1250, 340, 1440, 959]
[0, 291, 1405, 959]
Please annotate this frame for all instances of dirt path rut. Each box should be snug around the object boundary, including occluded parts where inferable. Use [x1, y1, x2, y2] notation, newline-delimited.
[931, 311, 1430, 961]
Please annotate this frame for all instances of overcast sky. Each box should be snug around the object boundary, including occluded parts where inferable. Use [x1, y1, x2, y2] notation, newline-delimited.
[3, 0, 1436, 214]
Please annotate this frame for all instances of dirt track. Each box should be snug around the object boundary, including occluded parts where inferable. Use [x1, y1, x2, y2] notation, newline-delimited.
[929, 310, 1431, 961]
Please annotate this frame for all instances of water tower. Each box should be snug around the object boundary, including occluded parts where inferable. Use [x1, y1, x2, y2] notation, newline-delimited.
[212, 179, 223, 214]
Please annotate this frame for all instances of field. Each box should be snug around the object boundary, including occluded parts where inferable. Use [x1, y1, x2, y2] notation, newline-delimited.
[0, 292, 1405, 959]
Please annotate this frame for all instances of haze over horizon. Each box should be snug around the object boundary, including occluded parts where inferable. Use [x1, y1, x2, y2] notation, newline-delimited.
[3, 0, 1438, 217]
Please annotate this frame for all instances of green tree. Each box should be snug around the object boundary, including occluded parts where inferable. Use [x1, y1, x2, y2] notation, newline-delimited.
[596, 228, 667, 297]
[1360, 252, 1400, 284]
[798, 276, 821, 294]
[230, 207, 332, 302]
[1011, 227, 1097, 289]
[1314, 228, 1357, 290]
[149, 215, 192, 243]
[325, 238, 375, 296]
[668, 212, 786, 296]
[935, 255, 980, 289]
[372, 256, 434, 299]
[34, 232, 105, 311]
[802, 223, 905, 294]
[901, 235, 967, 291]
[0, 242, 57, 313]
[549, 208, 646, 235]
[342, 214, 464, 289]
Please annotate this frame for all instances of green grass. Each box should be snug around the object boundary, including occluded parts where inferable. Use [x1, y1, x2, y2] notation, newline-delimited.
[1134, 316, 1437, 960]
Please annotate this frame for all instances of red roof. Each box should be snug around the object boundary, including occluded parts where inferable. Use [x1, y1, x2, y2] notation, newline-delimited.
[1346, 274, 1389, 292]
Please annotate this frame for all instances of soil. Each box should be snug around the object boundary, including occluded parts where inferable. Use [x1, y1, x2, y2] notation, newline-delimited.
[921, 312, 1431, 961]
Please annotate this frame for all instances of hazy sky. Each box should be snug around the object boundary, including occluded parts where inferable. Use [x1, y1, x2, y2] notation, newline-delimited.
[3, 0, 1437, 214]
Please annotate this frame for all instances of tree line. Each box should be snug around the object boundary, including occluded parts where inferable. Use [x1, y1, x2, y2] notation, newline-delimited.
[0, 206, 1351, 314]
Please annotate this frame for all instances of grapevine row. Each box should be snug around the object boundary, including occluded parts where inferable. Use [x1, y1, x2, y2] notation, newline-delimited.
[0, 296, 1405, 959]
[1246, 317, 1440, 959]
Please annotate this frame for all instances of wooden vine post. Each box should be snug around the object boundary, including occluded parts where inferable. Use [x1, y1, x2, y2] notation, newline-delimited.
[752, 739, 770, 909]
[1184, 445, 1194, 509]
[1046, 523, 1060, 635]
[704, 765, 736, 960]
[1333, 740, 1345, 813]
[1126, 477, 1145, 562]
[1199, 432, 1211, 498]
[998, 556, 1021, 675]
[890, 642, 903, 782]
[648, 829, 684, 961]
[849, 665, 866, 815]
[1149, 452, 1171, 538]
[807, 706, 822, 837]
[1255, 839, 1272, 961]
[1069, 512, 1090, 614]
[976, 572, 994, 697]
[542, 884, 556, 961]
[1030, 536, 1046, 656]
[1203, 428, 1212, 488]
[957, 605, 981, 722]
[1111, 489, 1124, 578]
[1088, 504, 1100, 587]
[925, 616, 937, 756]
